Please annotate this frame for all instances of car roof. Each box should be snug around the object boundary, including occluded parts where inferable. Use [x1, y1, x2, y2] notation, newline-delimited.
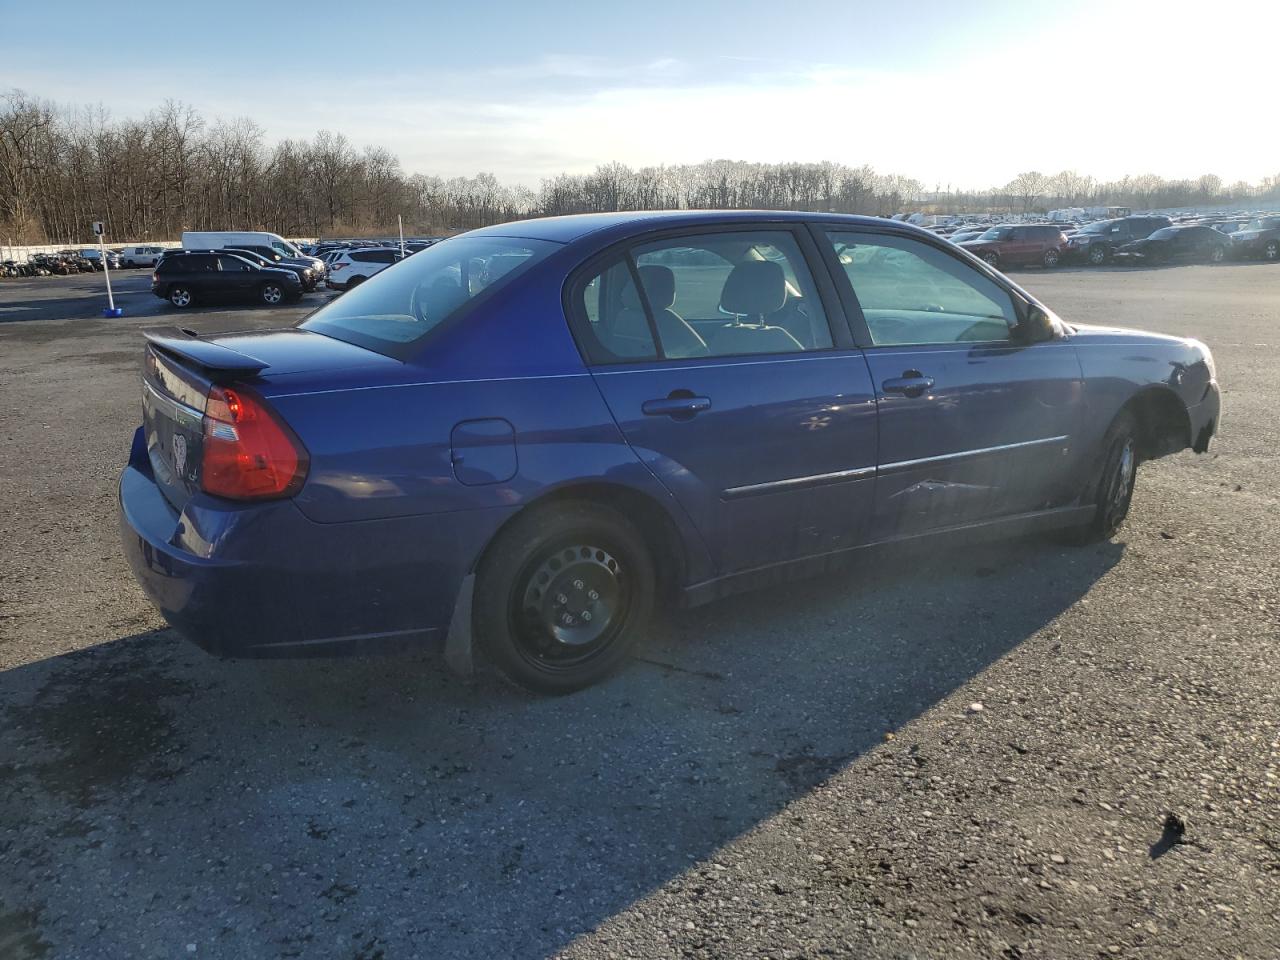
[463, 209, 902, 244]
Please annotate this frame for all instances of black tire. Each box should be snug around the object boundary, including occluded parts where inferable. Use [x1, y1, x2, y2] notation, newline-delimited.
[1062, 410, 1140, 545]
[475, 501, 655, 695]
[168, 285, 194, 308]
[1088, 245, 1109, 265]
[346, 275, 366, 289]
[260, 282, 285, 305]
[1264, 240, 1279, 262]
[1043, 247, 1061, 268]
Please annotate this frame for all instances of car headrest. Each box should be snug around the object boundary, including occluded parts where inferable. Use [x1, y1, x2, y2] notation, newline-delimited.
[636, 265, 676, 310]
[720, 260, 786, 316]
[619, 264, 678, 312]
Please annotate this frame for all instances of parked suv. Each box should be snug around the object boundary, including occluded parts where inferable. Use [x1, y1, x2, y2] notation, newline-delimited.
[151, 252, 302, 308]
[224, 244, 326, 284]
[958, 224, 1068, 268]
[326, 247, 403, 290]
[1228, 216, 1280, 261]
[77, 248, 122, 270]
[218, 249, 316, 290]
[1064, 216, 1172, 265]
[1116, 225, 1229, 264]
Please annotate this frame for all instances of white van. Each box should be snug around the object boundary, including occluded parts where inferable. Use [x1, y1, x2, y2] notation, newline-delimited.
[181, 231, 304, 259]
[119, 245, 167, 267]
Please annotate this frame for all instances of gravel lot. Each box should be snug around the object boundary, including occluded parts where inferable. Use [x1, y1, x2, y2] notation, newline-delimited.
[0, 262, 1277, 959]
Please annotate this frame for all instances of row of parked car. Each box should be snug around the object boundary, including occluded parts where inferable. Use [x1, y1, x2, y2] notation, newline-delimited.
[939, 214, 1280, 269]
[149, 233, 442, 308]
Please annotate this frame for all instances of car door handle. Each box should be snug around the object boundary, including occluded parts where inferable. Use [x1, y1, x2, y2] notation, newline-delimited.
[642, 395, 711, 419]
[882, 371, 934, 398]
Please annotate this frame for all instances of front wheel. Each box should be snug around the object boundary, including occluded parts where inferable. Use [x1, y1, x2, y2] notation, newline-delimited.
[1264, 240, 1279, 262]
[1088, 245, 1109, 265]
[475, 502, 655, 694]
[1063, 410, 1139, 544]
[260, 283, 285, 305]
[981, 252, 1000, 268]
[1209, 245, 1226, 263]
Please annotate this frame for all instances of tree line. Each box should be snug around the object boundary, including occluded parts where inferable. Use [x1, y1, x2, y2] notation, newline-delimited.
[3, 89, 1278, 244]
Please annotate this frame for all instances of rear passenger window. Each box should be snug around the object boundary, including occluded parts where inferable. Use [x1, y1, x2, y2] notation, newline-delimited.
[825, 231, 1017, 346]
[571, 230, 832, 364]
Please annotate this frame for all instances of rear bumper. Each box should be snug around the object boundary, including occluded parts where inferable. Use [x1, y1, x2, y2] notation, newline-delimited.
[118, 428, 498, 658]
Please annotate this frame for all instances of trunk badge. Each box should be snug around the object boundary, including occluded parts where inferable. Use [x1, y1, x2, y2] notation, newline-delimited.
[172, 434, 188, 476]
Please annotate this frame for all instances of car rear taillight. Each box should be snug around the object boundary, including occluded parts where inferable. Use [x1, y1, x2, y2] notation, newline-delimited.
[201, 385, 309, 500]
[330, 262, 346, 271]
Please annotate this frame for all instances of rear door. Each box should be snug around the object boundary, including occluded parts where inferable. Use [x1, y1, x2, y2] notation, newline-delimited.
[181, 254, 220, 299]
[816, 226, 1084, 539]
[1003, 227, 1037, 265]
[570, 225, 880, 574]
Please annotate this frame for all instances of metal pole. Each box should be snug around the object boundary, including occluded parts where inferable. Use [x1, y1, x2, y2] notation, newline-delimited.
[99, 231, 115, 311]
[398, 215, 405, 259]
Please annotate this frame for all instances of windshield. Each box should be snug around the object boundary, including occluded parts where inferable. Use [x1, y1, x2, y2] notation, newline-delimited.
[301, 236, 558, 355]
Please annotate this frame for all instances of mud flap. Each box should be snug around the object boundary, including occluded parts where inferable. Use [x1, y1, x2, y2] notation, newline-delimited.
[444, 573, 476, 678]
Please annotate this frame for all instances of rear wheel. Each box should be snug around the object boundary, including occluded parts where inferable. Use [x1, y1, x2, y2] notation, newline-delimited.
[1043, 248, 1060, 268]
[1088, 245, 1109, 265]
[1062, 410, 1139, 544]
[168, 285, 193, 308]
[346, 275, 366, 289]
[1209, 245, 1226, 263]
[981, 251, 1000, 268]
[260, 283, 284, 305]
[475, 502, 655, 695]
[1264, 240, 1279, 261]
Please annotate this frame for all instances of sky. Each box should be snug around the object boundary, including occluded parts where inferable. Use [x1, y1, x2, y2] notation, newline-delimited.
[2, 0, 1277, 190]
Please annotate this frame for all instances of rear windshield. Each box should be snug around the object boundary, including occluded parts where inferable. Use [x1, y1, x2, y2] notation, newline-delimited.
[301, 236, 558, 356]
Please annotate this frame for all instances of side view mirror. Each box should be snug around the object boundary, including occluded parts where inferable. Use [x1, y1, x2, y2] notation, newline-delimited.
[1017, 304, 1058, 343]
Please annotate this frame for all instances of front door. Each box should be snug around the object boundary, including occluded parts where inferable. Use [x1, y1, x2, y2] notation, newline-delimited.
[569, 226, 880, 575]
[217, 254, 257, 298]
[817, 227, 1084, 540]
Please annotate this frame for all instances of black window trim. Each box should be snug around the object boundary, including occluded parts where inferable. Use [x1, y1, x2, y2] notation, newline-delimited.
[562, 220, 854, 368]
[809, 222, 1038, 351]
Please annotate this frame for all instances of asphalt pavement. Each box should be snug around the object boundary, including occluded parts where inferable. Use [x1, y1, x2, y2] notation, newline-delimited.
[0, 262, 1276, 959]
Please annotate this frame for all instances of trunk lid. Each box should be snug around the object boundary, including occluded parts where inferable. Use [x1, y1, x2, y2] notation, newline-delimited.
[140, 327, 398, 511]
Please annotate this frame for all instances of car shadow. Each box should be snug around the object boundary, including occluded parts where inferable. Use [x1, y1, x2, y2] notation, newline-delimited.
[0, 535, 1123, 958]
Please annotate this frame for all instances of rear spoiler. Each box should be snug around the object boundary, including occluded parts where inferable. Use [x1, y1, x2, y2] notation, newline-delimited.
[142, 326, 268, 376]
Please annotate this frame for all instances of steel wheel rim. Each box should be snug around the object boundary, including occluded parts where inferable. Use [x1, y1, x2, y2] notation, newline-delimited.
[264, 285, 282, 303]
[1104, 437, 1136, 529]
[510, 542, 630, 669]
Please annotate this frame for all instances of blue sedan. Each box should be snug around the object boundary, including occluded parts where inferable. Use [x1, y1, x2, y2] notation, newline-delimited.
[120, 211, 1220, 693]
